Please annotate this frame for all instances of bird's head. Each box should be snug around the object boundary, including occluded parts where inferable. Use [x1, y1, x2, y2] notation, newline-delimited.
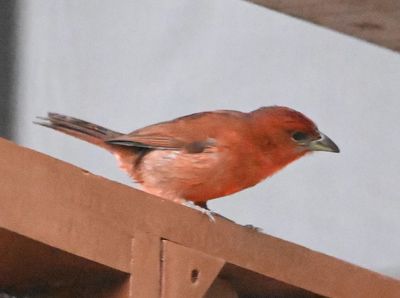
[250, 106, 339, 167]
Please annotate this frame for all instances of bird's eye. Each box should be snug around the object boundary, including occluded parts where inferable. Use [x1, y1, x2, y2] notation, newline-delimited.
[292, 131, 308, 141]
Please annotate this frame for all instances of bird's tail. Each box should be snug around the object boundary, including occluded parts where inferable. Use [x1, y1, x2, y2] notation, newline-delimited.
[35, 113, 123, 152]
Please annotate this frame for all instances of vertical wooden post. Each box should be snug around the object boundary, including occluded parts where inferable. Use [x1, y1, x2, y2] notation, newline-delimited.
[130, 232, 162, 298]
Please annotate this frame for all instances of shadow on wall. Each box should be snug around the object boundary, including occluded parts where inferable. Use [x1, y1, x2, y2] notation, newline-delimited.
[0, 0, 17, 140]
[0, 6, 18, 298]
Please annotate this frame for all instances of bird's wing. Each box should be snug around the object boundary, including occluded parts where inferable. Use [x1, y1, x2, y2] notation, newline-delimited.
[106, 110, 246, 151]
[105, 134, 186, 150]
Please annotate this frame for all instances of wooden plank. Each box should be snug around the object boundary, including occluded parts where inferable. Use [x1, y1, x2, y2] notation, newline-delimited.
[161, 241, 225, 297]
[246, 0, 400, 52]
[0, 139, 132, 273]
[130, 232, 161, 298]
[0, 138, 400, 297]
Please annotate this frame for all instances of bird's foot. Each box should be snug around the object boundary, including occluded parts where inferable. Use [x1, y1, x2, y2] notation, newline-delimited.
[182, 201, 215, 222]
[243, 224, 263, 233]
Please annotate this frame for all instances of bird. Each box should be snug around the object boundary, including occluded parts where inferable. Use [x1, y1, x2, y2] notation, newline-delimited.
[36, 106, 339, 219]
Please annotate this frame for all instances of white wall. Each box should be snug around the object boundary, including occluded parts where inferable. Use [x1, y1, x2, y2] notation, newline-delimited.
[15, 0, 400, 278]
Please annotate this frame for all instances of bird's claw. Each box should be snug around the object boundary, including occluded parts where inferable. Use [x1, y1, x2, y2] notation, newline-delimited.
[243, 224, 263, 232]
[182, 201, 215, 222]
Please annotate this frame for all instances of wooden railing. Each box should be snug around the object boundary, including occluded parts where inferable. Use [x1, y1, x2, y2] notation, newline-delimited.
[0, 138, 399, 297]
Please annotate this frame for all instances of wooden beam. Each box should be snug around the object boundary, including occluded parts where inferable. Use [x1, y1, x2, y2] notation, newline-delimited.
[246, 0, 400, 52]
[130, 232, 161, 298]
[161, 241, 225, 297]
[0, 138, 400, 297]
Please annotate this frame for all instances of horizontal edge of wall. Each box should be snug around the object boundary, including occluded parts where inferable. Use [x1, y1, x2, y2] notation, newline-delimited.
[246, 0, 400, 52]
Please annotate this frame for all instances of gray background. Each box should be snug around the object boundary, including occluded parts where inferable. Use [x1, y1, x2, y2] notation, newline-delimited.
[10, 0, 400, 278]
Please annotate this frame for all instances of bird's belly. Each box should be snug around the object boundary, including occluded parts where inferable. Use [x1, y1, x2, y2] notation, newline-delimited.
[138, 149, 266, 202]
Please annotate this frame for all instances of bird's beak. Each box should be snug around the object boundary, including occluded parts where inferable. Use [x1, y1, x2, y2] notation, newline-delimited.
[308, 133, 340, 153]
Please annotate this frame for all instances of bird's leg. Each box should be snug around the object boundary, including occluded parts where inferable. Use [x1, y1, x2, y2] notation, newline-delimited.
[194, 201, 239, 223]
[181, 200, 215, 222]
[194, 201, 209, 210]
[195, 202, 262, 231]
[243, 224, 263, 232]
[176, 199, 261, 230]
[180, 200, 262, 231]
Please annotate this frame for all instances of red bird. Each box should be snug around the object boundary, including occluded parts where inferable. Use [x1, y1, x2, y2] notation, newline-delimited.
[37, 106, 339, 216]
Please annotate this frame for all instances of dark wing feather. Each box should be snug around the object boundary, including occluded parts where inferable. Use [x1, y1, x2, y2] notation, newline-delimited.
[106, 110, 244, 151]
[106, 135, 185, 150]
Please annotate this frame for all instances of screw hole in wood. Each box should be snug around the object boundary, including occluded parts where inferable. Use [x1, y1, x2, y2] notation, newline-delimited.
[191, 269, 199, 283]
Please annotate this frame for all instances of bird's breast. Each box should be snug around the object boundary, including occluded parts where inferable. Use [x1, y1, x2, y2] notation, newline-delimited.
[136, 145, 271, 202]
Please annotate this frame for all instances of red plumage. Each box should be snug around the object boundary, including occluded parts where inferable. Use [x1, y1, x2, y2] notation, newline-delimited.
[36, 106, 339, 206]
